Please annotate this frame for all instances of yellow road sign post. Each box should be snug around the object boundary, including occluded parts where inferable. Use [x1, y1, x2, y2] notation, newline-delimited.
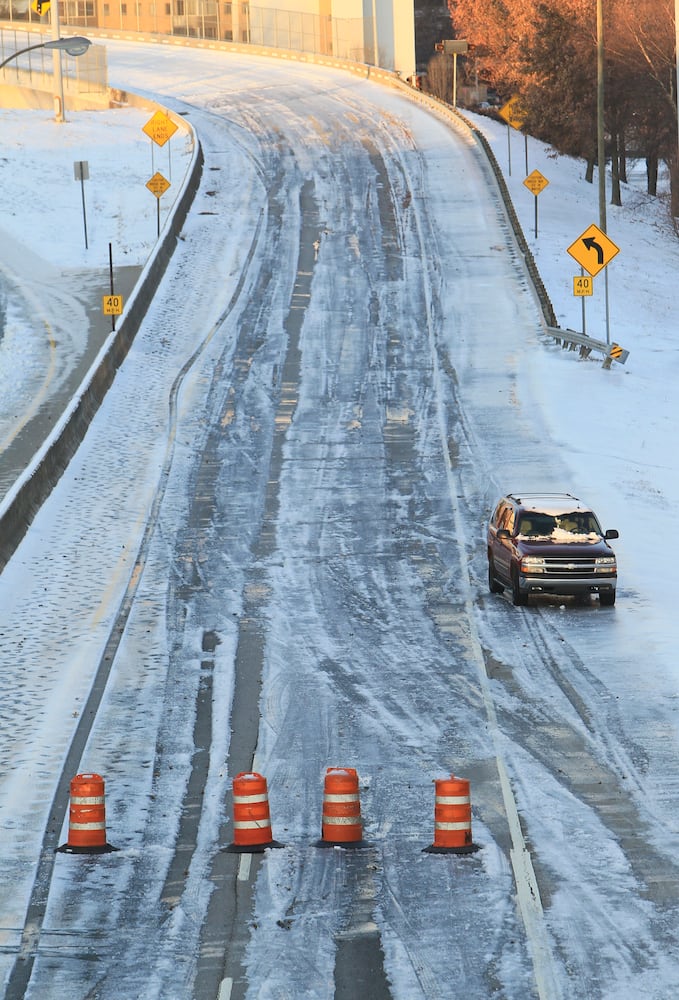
[498, 95, 528, 176]
[142, 111, 178, 148]
[102, 294, 123, 314]
[567, 224, 621, 345]
[567, 223, 620, 278]
[146, 172, 171, 237]
[523, 169, 549, 238]
[573, 275, 593, 297]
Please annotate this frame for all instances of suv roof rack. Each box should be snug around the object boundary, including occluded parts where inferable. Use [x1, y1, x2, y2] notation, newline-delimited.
[507, 492, 578, 502]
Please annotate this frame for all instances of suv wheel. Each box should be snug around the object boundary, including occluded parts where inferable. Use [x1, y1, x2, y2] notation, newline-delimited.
[511, 567, 528, 606]
[599, 591, 616, 607]
[488, 556, 504, 594]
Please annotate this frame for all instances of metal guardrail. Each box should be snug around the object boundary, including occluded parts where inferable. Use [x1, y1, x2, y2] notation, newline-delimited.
[546, 327, 629, 368]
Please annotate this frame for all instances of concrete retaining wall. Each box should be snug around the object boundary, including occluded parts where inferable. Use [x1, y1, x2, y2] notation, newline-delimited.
[0, 99, 203, 571]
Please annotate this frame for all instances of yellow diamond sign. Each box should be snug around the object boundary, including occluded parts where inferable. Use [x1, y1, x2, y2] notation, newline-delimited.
[498, 94, 527, 130]
[142, 111, 178, 147]
[146, 172, 171, 199]
[523, 169, 549, 196]
[567, 223, 620, 278]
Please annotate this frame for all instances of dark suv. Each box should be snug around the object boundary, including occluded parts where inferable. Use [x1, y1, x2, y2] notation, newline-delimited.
[487, 493, 618, 606]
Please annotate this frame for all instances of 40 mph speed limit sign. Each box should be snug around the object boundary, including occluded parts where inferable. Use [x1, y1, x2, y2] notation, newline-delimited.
[102, 294, 123, 316]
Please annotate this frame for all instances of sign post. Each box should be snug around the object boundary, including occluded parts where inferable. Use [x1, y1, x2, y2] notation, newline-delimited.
[442, 39, 468, 107]
[143, 111, 177, 237]
[73, 160, 89, 249]
[523, 169, 548, 238]
[567, 223, 621, 344]
[498, 95, 527, 176]
[146, 171, 171, 237]
[573, 272, 593, 334]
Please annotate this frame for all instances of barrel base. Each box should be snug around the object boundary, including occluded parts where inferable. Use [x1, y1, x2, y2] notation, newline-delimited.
[315, 838, 372, 849]
[56, 842, 118, 854]
[223, 839, 285, 854]
[423, 842, 481, 855]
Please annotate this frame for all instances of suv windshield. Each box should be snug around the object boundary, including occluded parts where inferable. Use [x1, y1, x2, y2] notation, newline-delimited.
[516, 511, 601, 539]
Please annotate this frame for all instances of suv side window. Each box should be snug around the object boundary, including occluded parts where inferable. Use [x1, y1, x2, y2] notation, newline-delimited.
[491, 502, 505, 528]
[498, 505, 514, 533]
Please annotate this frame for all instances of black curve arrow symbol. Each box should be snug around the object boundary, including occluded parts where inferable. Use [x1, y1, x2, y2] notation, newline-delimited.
[583, 236, 604, 264]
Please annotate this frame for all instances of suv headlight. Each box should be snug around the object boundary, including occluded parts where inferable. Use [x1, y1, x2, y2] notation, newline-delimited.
[594, 556, 617, 574]
[520, 556, 546, 574]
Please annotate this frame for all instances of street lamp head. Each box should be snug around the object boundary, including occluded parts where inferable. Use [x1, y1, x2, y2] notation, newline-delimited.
[44, 36, 92, 58]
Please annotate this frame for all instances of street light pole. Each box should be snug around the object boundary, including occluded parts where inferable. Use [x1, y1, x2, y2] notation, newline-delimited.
[596, 0, 606, 233]
[0, 36, 91, 124]
[51, 0, 66, 122]
[675, 0, 679, 186]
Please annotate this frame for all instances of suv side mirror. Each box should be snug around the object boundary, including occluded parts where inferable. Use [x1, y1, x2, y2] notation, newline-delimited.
[497, 528, 511, 539]
[605, 529, 619, 539]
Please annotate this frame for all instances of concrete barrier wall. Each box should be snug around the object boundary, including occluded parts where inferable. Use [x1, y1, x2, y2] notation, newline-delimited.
[0, 100, 203, 571]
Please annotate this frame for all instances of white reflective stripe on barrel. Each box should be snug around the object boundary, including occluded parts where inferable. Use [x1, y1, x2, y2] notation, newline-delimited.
[232, 793, 269, 804]
[323, 794, 359, 803]
[322, 815, 360, 826]
[435, 795, 470, 805]
[234, 819, 271, 829]
[71, 796, 105, 805]
[435, 821, 470, 831]
[69, 821, 106, 830]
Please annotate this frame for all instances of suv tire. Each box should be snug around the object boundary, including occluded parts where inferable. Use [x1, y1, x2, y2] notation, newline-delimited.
[599, 591, 616, 607]
[511, 567, 528, 606]
[488, 556, 504, 594]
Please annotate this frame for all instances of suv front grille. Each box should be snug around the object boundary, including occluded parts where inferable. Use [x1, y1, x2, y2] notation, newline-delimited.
[542, 557, 600, 575]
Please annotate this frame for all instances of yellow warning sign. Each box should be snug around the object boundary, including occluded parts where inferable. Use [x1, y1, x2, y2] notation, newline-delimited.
[142, 111, 178, 147]
[573, 275, 593, 297]
[523, 169, 549, 196]
[146, 172, 171, 199]
[498, 94, 527, 130]
[567, 223, 620, 278]
[102, 294, 123, 316]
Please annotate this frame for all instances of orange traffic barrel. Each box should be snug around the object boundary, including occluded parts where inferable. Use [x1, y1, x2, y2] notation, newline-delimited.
[423, 774, 480, 855]
[316, 767, 369, 848]
[226, 772, 283, 853]
[57, 773, 117, 854]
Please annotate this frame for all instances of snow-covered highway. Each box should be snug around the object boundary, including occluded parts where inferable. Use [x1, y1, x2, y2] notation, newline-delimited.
[1, 40, 679, 1000]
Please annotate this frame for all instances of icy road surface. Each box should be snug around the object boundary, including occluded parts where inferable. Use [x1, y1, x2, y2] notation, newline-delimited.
[1, 42, 679, 1000]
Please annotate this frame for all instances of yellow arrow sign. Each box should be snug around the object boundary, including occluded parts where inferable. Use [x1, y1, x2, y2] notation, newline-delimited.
[567, 223, 620, 278]
[523, 169, 548, 196]
[498, 94, 526, 130]
[31, 0, 50, 13]
[142, 111, 178, 147]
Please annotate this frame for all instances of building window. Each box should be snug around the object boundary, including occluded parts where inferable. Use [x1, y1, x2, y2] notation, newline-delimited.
[121, 2, 127, 13]
[165, 3, 170, 12]
[103, 2, 110, 12]
[224, 1, 231, 12]
[176, 0, 184, 13]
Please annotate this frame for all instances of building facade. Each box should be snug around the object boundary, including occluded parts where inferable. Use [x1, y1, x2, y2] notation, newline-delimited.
[0, 0, 415, 78]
